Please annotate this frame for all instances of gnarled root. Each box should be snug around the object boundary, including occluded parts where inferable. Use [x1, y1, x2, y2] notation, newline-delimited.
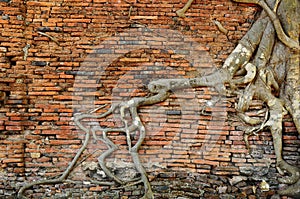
[232, 0, 299, 50]
[278, 178, 300, 198]
[73, 84, 171, 198]
[276, 160, 300, 184]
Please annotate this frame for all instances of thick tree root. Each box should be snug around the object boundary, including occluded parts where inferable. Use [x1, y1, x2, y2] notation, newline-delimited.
[232, 0, 300, 50]
[227, 0, 300, 196]
[278, 178, 300, 198]
[71, 69, 232, 198]
[276, 161, 300, 185]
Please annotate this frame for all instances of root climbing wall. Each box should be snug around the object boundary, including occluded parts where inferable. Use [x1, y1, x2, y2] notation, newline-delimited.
[0, 0, 299, 198]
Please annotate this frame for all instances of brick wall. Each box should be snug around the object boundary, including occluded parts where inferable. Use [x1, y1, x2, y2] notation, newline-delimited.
[0, 0, 299, 198]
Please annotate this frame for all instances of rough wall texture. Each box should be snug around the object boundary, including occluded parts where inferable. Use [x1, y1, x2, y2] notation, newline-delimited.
[0, 0, 299, 198]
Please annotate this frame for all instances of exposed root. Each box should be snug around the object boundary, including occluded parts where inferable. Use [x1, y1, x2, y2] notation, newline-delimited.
[232, 63, 256, 85]
[17, 131, 90, 199]
[278, 178, 300, 198]
[37, 31, 60, 45]
[276, 160, 300, 184]
[232, 0, 300, 50]
[72, 84, 170, 198]
[213, 20, 229, 35]
[273, 0, 281, 12]
[71, 71, 232, 198]
[238, 113, 262, 125]
[240, 108, 269, 151]
[176, 0, 194, 17]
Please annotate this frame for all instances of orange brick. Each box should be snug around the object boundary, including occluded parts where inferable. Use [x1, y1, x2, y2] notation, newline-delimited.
[49, 140, 82, 145]
[3, 158, 23, 163]
[5, 126, 22, 131]
[90, 186, 103, 192]
[27, 1, 56, 7]
[63, 19, 91, 23]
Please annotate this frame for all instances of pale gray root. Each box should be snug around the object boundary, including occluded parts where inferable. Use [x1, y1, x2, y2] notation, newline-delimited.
[273, 0, 281, 12]
[72, 89, 171, 198]
[234, 19, 275, 118]
[222, 10, 270, 77]
[17, 131, 90, 199]
[128, 107, 154, 199]
[232, 0, 300, 50]
[148, 68, 230, 95]
[226, 1, 300, 196]
[37, 31, 60, 45]
[17, 105, 117, 198]
[278, 43, 300, 197]
[213, 20, 229, 35]
[235, 19, 275, 119]
[236, 84, 256, 114]
[278, 177, 300, 198]
[232, 63, 256, 85]
[241, 110, 269, 151]
[250, 71, 299, 195]
[238, 113, 262, 126]
[279, 0, 300, 136]
[284, 51, 300, 135]
[253, 78, 300, 186]
[71, 73, 232, 199]
[77, 105, 126, 185]
[176, 0, 194, 17]
[98, 128, 125, 185]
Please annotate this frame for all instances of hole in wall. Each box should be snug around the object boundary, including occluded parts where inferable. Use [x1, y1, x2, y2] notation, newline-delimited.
[6, 56, 16, 67]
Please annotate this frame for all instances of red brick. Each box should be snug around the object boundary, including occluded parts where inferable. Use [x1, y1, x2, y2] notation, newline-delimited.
[63, 18, 91, 23]
[37, 116, 59, 121]
[28, 91, 58, 96]
[90, 186, 103, 192]
[27, 1, 56, 7]
[5, 126, 22, 131]
[2, 158, 23, 163]
[49, 140, 81, 145]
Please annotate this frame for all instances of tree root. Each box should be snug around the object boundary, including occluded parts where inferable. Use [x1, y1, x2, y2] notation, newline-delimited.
[278, 178, 300, 198]
[277, 159, 300, 198]
[37, 31, 60, 45]
[276, 160, 300, 184]
[213, 20, 229, 35]
[72, 71, 233, 198]
[232, 0, 300, 50]
[176, 0, 194, 17]
[240, 109, 269, 151]
[17, 131, 90, 199]
[73, 86, 170, 198]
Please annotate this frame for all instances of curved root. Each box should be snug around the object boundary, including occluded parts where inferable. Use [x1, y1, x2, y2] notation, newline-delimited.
[278, 178, 300, 197]
[232, 0, 300, 50]
[17, 132, 90, 199]
[276, 160, 300, 185]
[176, 0, 194, 17]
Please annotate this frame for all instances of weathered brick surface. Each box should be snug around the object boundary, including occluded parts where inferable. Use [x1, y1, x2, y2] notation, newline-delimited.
[0, 0, 299, 198]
